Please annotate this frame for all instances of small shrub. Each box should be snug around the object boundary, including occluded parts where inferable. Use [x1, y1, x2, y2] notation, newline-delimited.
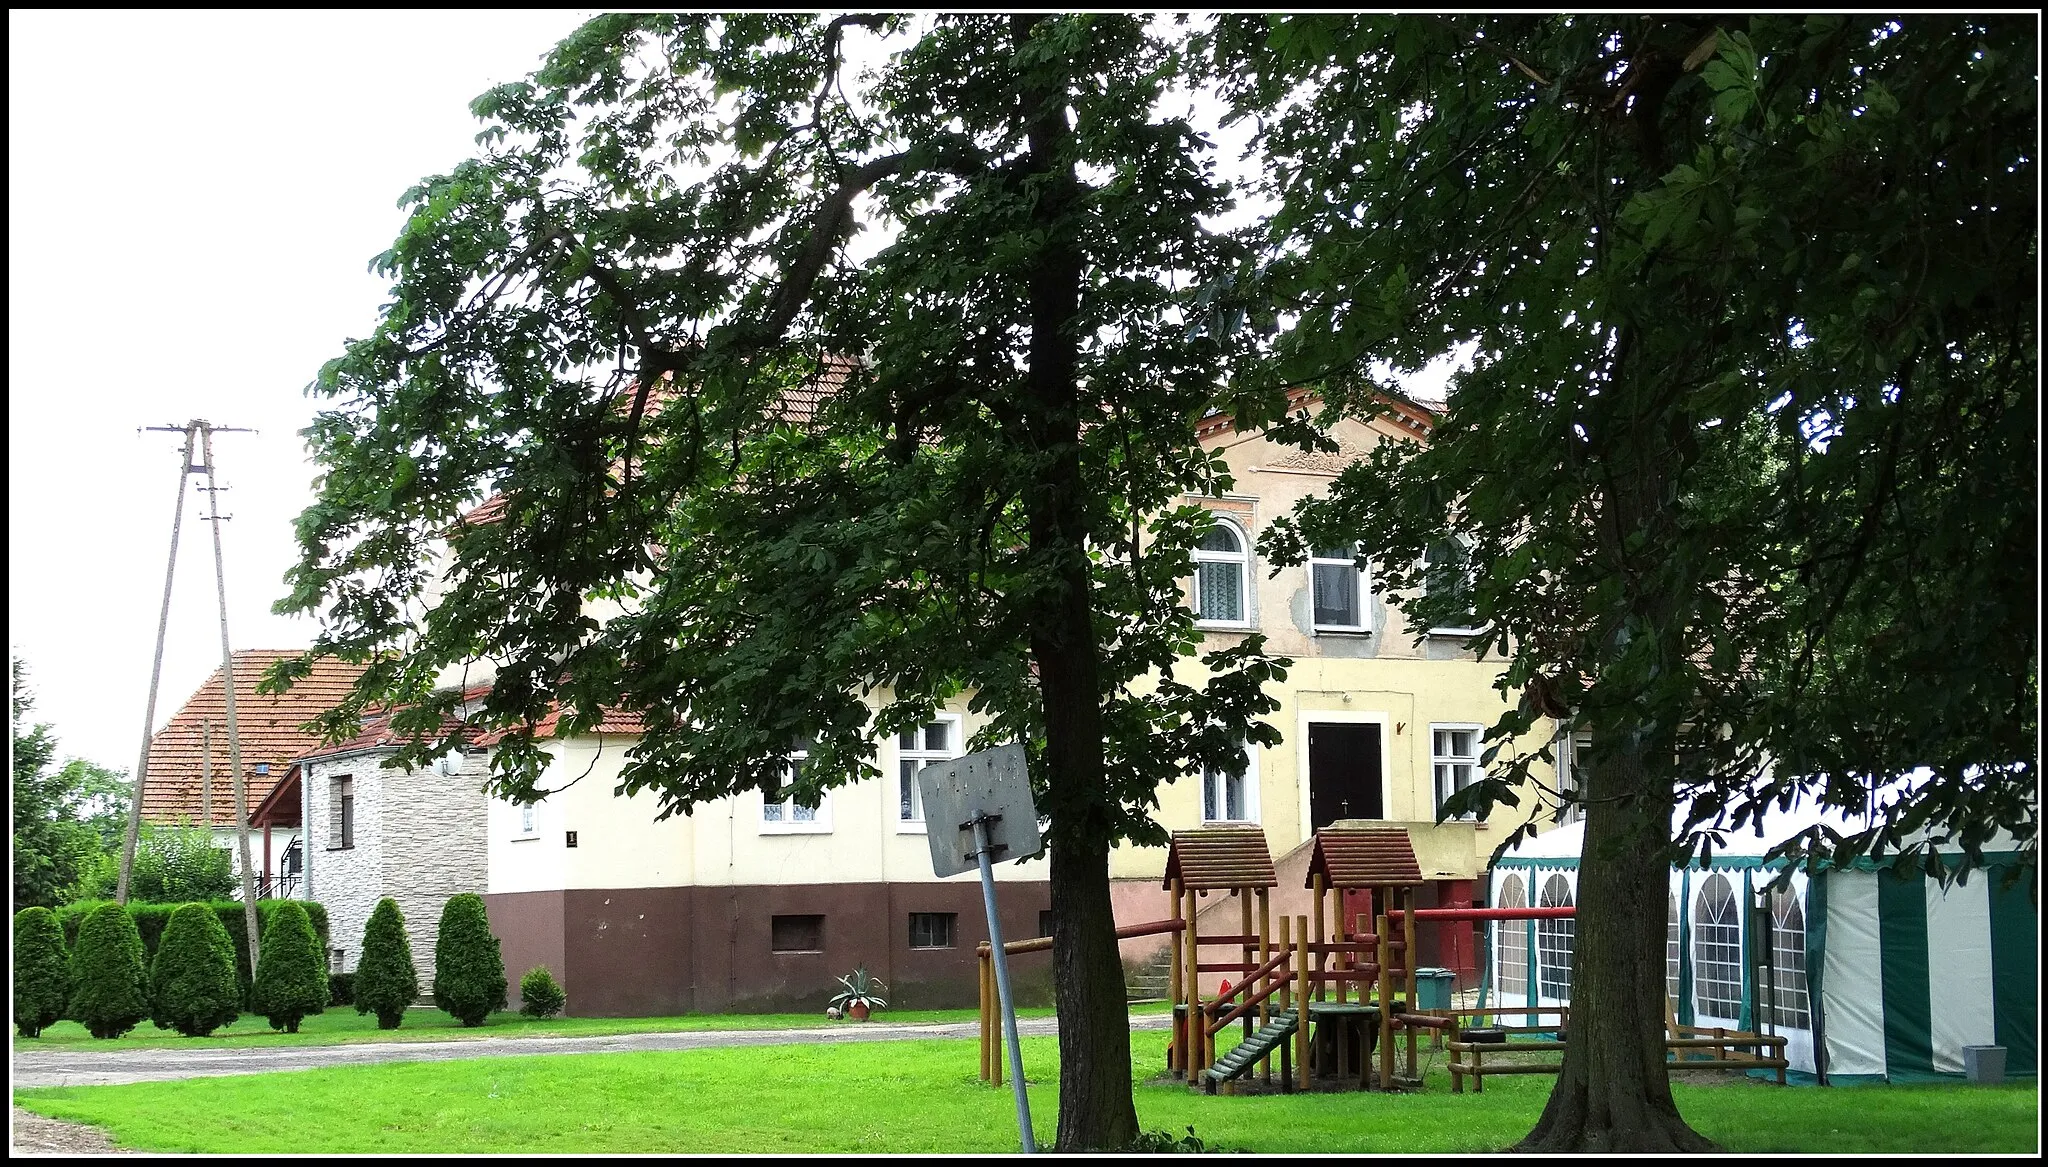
[1125, 1127, 1243, 1153]
[432, 893, 507, 1027]
[518, 966, 566, 1020]
[354, 898, 418, 1029]
[328, 971, 355, 1007]
[252, 900, 327, 1033]
[68, 902, 149, 1039]
[14, 907, 71, 1038]
[149, 903, 241, 1037]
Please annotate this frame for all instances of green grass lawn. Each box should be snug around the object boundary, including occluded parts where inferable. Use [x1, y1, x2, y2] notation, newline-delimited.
[12, 1003, 1059, 1052]
[14, 1030, 2035, 1154]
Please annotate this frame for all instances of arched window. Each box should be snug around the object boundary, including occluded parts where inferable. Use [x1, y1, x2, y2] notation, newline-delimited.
[1769, 887, 1811, 1030]
[1692, 874, 1742, 1020]
[1666, 891, 1681, 1004]
[1537, 874, 1575, 1000]
[1191, 518, 1250, 626]
[1495, 875, 1527, 998]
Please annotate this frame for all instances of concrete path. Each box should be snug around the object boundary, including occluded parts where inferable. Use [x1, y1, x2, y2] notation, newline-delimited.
[13, 1011, 1178, 1089]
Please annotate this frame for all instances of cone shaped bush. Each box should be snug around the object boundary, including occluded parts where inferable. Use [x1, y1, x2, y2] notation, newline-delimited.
[68, 902, 149, 1039]
[518, 965, 567, 1019]
[14, 907, 71, 1038]
[354, 897, 418, 1029]
[433, 893, 507, 1027]
[252, 899, 327, 1033]
[149, 903, 241, 1037]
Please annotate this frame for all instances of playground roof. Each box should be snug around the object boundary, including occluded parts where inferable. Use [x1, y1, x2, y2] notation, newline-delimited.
[1306, 826, 1423, 888]
[1161, 826, 1277, 891]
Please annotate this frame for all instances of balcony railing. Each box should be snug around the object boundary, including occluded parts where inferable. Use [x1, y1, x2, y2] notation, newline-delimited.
[254, 873, 301, 900]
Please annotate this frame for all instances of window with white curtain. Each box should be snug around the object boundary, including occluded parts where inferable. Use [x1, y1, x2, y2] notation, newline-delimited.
[1769, 886, 1811, 1030]
[1692, 874, 1743, 1019]
[897, 716, 959, 828]
[1496, 875, 1528, 998]
[1191, 519, 1250, 626]
[1200, 745, 1258, 824]
[1537, 874, 1575, 999]
[1309, 543, 1369, 632]
[762, 739, 830, 833]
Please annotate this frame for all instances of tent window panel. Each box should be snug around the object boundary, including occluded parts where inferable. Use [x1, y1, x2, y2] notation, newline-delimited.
[1666, 892, 1681, 1004]
[1496, 875, 1528, 998]
[1769, 888, 1812, 1030]
[1537, 874, 1574, 999]
[1693, 874, 1743, 1019]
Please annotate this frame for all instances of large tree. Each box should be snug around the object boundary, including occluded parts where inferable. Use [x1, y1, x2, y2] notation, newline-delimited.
[275, 15, 1294, 1149]
[1216, 14, 2036, 1151]
[12, 660, 132, 910]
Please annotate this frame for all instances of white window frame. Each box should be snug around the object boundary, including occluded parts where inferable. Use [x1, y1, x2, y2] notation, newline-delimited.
[1430, 723, 1485, 821]
[760, 743, 832, 835]
[1768, 886, 1811, 1032]
[1308, 543, 1372, 634]
[1495, 874, 1529, 999]
[1421, 535, 1485, 637]
[1537, 873, 1576, 1002]
[1555, 730, 1591, 826]
[510, 799, 540, 841]
[1199, 743, 1261, 825]
[895, 713, 963, 834]
[1191, 514, 1253, 630]
[1692, 873, 1744, 1024]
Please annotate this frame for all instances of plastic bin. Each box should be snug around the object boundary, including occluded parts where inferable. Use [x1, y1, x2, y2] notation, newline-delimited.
[1414, 967, 1455, 1010]
[1963, 1045, 2007, 1084]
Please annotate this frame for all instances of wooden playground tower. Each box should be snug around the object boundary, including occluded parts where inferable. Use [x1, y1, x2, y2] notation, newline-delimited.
[1167, 824, 1437, 1093]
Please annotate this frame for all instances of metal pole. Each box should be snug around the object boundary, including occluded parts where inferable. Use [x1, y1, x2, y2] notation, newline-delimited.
[202, 720, 213, 832]
[118, 424, 196, 904]
[200, 423, 264, 973]
[974, 815, 1035, 1154]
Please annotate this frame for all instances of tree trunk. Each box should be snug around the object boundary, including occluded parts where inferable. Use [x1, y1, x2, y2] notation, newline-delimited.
[1016, 14, 1139, 1152]
[1515, 743, 1719, 1153]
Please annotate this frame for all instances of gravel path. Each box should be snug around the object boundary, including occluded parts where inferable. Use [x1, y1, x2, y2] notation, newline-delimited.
[11, 1106, 136, 1155]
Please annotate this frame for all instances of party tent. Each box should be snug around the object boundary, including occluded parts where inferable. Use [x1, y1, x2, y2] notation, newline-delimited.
[1485, 797, 2035, 1083]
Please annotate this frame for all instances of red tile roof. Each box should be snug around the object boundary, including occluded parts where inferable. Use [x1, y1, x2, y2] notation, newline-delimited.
[1194, 386, 1437, 443]
[291, 682, 494, 763]
[139, 650, 371, 828]
[472, 703, 646, 747]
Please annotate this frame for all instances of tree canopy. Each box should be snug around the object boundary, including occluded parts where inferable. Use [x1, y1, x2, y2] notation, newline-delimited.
[12, 660, 133, 910]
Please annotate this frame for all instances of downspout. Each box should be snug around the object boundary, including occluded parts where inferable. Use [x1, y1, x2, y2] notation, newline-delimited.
[301, 761, 313, 902]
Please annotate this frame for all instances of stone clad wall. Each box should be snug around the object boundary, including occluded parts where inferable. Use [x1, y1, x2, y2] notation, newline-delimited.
[304, 754, 384, 977]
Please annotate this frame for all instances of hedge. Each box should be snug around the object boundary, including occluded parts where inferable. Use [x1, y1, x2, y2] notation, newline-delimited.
[14, 907, 71, 1038]
[68, 903, 150, 1039]
[433, 894, 507, 1027]
[148, 903, 241, 1037]
[253, 900, 328, 1033]
[328, 971, 356, 1008]
[57, 899, 329, 1006]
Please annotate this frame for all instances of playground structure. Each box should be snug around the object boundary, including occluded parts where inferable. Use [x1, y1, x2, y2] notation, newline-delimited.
[975, 825, 1791, 1094]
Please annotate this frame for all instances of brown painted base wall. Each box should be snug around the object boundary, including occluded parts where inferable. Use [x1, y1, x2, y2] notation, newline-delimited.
[486, 881, 1052, 1017]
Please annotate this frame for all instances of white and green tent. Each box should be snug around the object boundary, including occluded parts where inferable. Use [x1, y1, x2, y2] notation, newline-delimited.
[1485, 801, 2035, 1083]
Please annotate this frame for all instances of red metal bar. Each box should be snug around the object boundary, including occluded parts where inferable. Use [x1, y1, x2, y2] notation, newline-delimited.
[1389, 907, 1576, 921]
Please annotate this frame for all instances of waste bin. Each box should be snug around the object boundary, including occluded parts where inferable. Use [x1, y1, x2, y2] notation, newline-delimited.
[1963, 1045, 2007, 1084]
[1414, 967, 1455, 1010]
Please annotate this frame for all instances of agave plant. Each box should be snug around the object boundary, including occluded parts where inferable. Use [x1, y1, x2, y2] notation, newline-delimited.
[827, 965, 887, 1015]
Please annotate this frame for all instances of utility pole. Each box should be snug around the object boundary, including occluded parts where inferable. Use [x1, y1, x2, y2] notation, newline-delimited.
[118, 426, 195, 904]
[201, 720, 213, 837]
[120, 420, 258, 979]
[197, 421, 264, 974]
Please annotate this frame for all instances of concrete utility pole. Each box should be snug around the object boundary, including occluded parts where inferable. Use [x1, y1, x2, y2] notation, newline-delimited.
[118, 426, 196, 904]
[197, 422, 264, 974]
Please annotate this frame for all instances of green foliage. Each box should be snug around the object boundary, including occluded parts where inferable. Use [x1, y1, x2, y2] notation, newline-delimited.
[1221, 13, 2036, 874]
[328, 972, 355, 1007]
[1125, 1126, 1242, 1153]
[148, 903, 241, 1038]
[826, 965, 886, 1013]
[73, 819, 236, 905]
[252, 900, 328, 1033]
[13, 906, 71, 1037]
[12, 660, 129, 910]
[55, 899, 329, 1007]
[354, 898, 419, 1029]
[432, 894, 506, 1028]
[517, 966, 566, 1020]
[68, 902, 149, 1039]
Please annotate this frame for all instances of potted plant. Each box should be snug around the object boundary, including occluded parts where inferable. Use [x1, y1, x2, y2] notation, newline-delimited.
[828, 966, 887, 1022]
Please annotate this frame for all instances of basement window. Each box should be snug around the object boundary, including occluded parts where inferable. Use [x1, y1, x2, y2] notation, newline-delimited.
[771, 914, 824, 954]
[909, 912, 956, 950]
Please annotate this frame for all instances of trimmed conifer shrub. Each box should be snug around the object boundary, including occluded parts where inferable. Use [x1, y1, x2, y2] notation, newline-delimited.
[432, 893, 507, 1027]
[14, 907, 71, 1038]
[518, 965, 567, 1020]
[329, 971, 355, 1007]
[149, 903, 241, 1037]
[68, 902, 150, 1039]
[354, 897, 418, 1029]
[252, 899, 327, 1033]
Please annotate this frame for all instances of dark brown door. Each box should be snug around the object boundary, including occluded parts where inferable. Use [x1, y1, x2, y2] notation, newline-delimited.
[1307, 722, 1383, 828]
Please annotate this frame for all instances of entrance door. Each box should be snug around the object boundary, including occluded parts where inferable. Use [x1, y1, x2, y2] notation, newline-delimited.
[1307, 722, 1383, 828]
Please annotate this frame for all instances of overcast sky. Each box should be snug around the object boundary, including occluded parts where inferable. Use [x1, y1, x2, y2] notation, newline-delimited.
[8, 9, 597, 772]
[8, 11, 1466, 778]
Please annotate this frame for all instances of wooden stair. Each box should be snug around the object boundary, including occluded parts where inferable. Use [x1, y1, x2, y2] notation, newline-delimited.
[1200, 1008, 1299, 1092]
